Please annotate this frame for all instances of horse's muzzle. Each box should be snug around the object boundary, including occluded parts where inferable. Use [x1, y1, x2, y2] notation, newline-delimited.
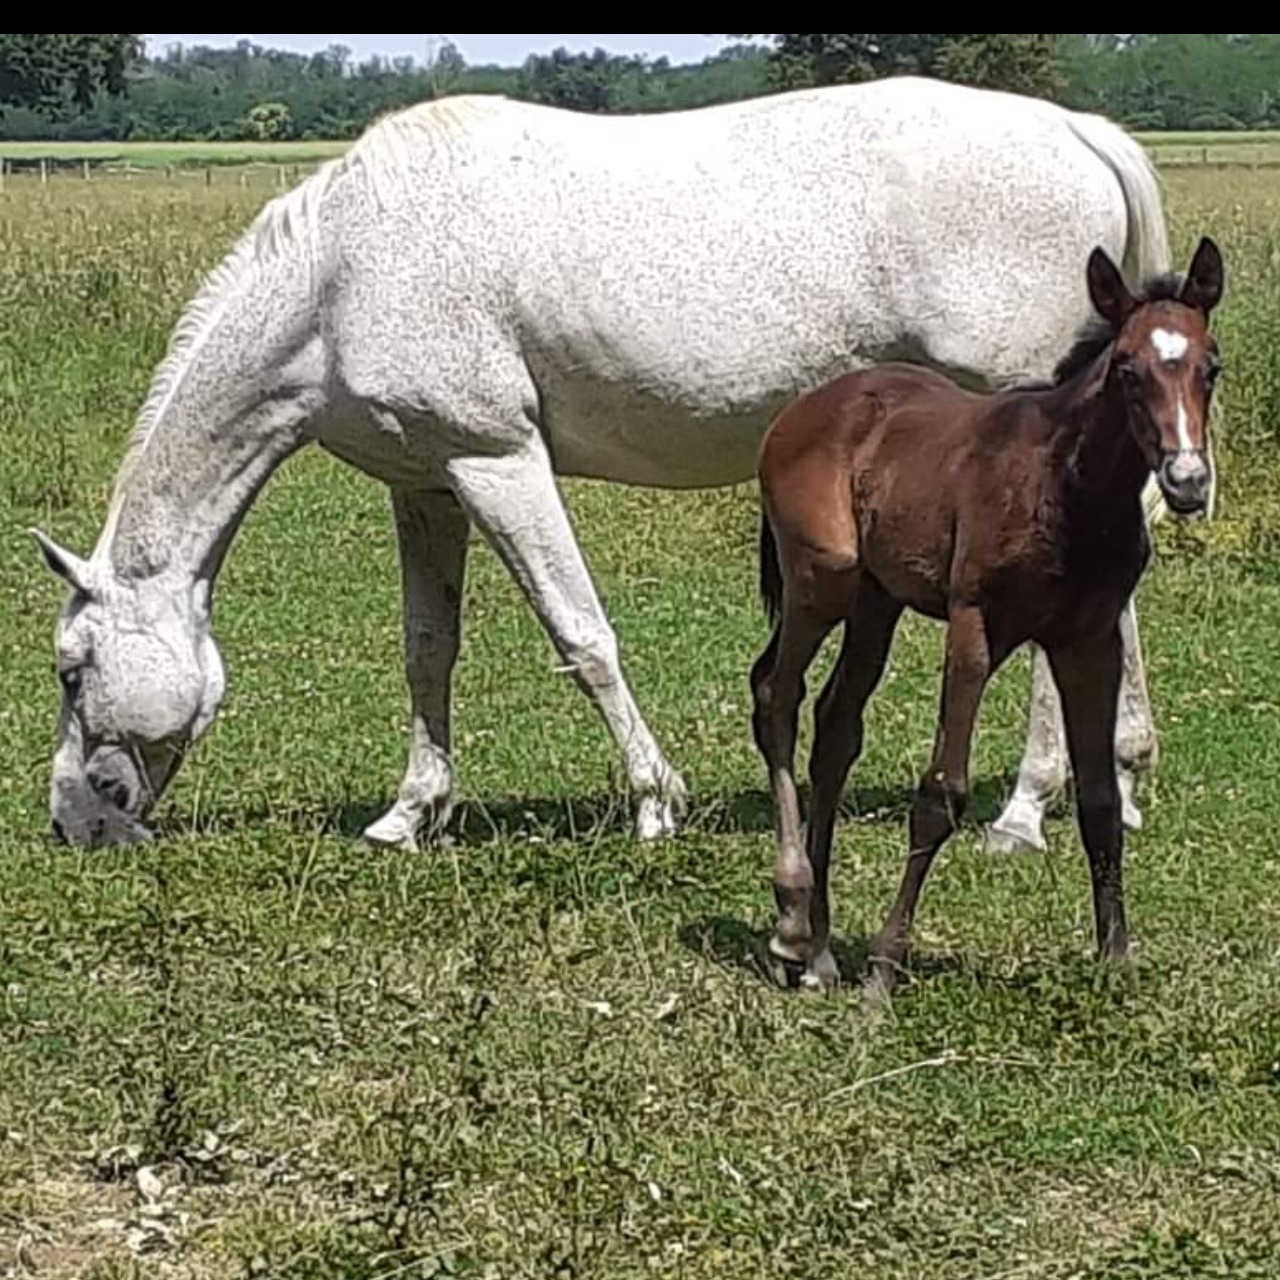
[1158, 450, 1210, 517]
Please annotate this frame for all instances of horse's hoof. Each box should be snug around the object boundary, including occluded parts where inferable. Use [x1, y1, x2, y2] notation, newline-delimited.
[767, 950, 805, 990]
[766, 940, 837, 992]
[860, 969, 897, 1015]
[361, 810, 421, 852]
[985, 806, 1047, 855]
[634, 777, 686, 841]
[801, 948, 840, 992]
[1118, 772, 1144, 832]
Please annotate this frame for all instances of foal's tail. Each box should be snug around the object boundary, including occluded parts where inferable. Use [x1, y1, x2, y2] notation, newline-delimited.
[758, 508, 783, 625]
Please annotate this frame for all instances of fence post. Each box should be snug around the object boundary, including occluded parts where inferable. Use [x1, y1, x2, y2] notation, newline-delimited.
[83, 158, 91, 182]
[40, 157, 49, 185]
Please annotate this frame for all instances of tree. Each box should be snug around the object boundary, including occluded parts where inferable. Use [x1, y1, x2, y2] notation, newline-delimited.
[244, 100, 293, 141]
[734, 34, 1062, 98]
[932, 35, 1062, 98]
[519, 47, 638, 113]
[0, 34, 141, 114]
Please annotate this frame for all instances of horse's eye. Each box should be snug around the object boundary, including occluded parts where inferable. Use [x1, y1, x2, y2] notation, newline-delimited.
[57, 666, 81, 695]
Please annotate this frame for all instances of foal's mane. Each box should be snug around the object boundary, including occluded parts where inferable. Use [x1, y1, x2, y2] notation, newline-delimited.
[1049, 271, 1188, 385]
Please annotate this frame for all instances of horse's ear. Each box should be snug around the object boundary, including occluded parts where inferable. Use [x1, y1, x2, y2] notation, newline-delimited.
[1181, 236, 1225, 315]
[30, 528, 98, 599]
[1086, 247, 1136, 330]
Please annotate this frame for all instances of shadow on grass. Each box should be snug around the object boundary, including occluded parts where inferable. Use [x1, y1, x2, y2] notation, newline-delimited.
[677, 913, 972, 993]
[150, 771, 1024, 848]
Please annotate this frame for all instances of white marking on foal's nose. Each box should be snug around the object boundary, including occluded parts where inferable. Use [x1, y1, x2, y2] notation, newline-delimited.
[1175, 398, 1194, 452]
[1151, 328, 1189, 362]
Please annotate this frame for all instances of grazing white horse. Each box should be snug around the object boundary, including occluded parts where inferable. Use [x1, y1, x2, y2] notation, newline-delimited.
[32, 77, 1178, 851]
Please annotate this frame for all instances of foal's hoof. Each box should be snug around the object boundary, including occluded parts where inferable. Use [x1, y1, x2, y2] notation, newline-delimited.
[766, 940, 838, 992]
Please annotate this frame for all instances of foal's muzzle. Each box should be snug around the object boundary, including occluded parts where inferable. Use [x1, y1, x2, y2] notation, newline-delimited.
[1158, 450, 1210, 516]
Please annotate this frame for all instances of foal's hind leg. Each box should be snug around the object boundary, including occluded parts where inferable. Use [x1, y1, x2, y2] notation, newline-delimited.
[751, 604, 837, 986]
[868, 604, 992, 1003]
[798, 584, 903, 989]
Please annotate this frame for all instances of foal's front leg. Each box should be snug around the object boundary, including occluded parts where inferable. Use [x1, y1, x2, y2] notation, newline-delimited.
[867, 604, 992, 1002]
[1047, 629, 1131, 964]
[987, 596, 1156, 853]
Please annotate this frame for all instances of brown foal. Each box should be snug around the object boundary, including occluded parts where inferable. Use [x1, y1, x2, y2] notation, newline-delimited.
[751, 237, 1224, 998]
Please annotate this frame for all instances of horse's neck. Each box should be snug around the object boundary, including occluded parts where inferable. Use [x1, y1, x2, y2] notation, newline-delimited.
[97, 259, 321, 590]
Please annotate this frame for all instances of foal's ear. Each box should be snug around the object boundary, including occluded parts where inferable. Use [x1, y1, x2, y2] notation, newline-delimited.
[1180, 235, 1225, 315]
[1086, 247, 1136, 330]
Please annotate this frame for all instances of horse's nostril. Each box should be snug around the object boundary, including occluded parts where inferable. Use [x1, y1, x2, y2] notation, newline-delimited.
[52, 818, 68, 844]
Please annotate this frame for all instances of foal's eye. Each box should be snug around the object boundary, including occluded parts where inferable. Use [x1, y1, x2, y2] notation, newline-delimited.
[57, 666, 82, 695]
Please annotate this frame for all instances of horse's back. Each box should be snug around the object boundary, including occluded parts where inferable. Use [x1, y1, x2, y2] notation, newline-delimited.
[322, 82, 1156, 487]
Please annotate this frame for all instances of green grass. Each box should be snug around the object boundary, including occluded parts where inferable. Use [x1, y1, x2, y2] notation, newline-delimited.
[0, 138, 350, 168]
[1, 127, 1280, 172]
[2, 167, 1280, 1278]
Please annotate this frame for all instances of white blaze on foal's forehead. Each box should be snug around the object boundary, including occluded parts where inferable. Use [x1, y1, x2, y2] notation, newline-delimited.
[1151, 327, 1189, 362]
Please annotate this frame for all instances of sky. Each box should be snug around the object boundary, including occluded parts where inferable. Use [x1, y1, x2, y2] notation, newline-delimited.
[143, 34, 733, 67]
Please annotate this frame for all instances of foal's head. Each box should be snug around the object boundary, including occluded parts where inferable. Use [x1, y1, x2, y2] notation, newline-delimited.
[1086, 236, 1225, 516]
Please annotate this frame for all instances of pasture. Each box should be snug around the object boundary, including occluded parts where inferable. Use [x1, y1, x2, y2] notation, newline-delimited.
[1, 159, 1280, 1278]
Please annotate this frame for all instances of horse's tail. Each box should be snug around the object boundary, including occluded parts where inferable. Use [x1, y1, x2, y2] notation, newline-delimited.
[1064, 109, 1171, 289]
[1067, 109, 1187, 524]
[759, 507, 783, 625]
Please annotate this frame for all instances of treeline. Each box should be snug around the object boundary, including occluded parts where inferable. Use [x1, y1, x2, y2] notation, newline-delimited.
[4, 35, 1280, 142]
[0, 40, 772, 141]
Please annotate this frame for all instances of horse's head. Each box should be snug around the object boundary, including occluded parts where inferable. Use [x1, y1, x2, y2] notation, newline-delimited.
[1086, 235, 1225, 517]
[31, 532, 225, 847]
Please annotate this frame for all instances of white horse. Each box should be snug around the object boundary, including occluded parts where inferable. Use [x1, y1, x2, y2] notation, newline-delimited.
[32, 77, 1179, 851]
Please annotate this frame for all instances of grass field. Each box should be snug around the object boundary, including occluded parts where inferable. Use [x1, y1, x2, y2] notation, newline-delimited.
[2, 162, 1280, 1278]
[0, 139, 349, 169]
[5, 128, 1280, 173]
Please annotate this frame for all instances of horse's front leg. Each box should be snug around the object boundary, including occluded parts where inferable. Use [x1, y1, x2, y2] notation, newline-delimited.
[363, 487, 470, 851]
[1047, 628, 1132, 965]
[446, 434, 686, 840]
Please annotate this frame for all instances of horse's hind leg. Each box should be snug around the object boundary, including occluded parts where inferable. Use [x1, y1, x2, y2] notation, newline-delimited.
[364, 487, 470, 851]
[1115, 596, 1158, 831]
[751, 596, 837, 987]
[988, 598, 1154, 854]
[800, 581, 903, 989]
[868, 604, 992, 1004]
[446, 434, 686, 840]
[986, 644, 1068, 853]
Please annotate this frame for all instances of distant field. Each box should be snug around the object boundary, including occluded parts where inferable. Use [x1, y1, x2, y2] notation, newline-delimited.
[0, 138, 350, 169]
[3, 129, 1280, 172]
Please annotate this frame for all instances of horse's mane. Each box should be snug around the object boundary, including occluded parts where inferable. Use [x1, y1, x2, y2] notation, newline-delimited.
[118, 96, 504, 476]
[1050, 271, 1188, 385]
